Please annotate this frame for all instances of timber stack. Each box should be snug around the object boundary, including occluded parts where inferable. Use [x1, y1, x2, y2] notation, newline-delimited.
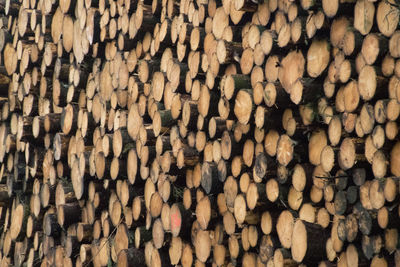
[0, 0, 400, 266]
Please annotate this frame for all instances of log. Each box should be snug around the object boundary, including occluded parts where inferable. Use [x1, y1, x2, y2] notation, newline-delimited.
[0, 0, 398, 266]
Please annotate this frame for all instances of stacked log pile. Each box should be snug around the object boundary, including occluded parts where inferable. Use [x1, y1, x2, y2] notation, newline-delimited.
[0, 0, 400, 266]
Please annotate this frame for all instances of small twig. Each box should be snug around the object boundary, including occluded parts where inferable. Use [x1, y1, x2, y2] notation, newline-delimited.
[314, 175, 349, 180]
[279, 197, 289, 209]
[81, 215, 125, 267]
